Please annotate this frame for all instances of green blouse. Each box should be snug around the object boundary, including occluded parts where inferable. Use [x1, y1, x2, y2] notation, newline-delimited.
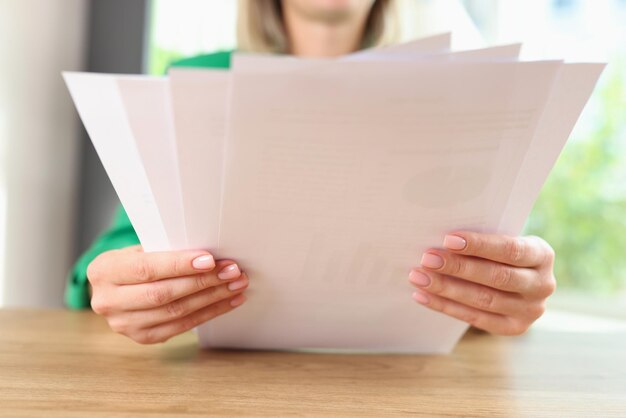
[65, 51, 232, 309]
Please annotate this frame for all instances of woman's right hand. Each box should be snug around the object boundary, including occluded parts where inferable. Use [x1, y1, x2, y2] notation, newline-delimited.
[86, 245, 248, 344]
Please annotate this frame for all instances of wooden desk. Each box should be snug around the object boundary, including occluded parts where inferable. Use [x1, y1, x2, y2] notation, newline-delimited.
[0, 309, 624, 417]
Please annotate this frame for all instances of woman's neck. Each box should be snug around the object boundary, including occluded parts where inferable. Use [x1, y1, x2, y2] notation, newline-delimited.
[282, 4, 369, 57]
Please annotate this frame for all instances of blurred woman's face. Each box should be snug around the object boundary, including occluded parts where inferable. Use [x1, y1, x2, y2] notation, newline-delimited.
[282, 0, 376, 23]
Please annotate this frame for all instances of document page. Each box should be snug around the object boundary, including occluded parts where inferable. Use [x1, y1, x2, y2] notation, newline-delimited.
[347, 32, 451, 59]
[63, 72, 170, 251]
[116, 77, 186, 249]
[200, 60, 562, 353]
[169, 69, 229, 251]
[497, 63, 606, 234]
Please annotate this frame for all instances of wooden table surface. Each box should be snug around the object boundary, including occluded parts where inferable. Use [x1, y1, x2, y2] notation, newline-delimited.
[0, 309, 624, 417]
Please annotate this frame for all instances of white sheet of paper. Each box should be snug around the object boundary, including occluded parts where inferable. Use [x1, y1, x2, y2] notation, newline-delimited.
[231, 44, 522, 77]
[63, 72, 170, 251]
[445, 43, 521, 60]
[347, 32, 452, 59]
[168, 68, 230, 251]
[497, 63, 606, 234]
[349, 43, 522, 62]
[233, 32, 453, 74]
[168, 34, 454, 252]
[116, 77, 186, 249]
[200, 59, 562, 353]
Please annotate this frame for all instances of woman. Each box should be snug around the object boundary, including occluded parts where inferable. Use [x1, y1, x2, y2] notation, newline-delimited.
[69, 0, 556, 344]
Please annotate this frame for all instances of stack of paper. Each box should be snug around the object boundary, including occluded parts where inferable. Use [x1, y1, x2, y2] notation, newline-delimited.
[64, 33, 604, 353]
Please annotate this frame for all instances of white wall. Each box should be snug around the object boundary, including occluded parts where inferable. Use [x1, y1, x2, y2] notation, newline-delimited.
[0, 0, 88, 307]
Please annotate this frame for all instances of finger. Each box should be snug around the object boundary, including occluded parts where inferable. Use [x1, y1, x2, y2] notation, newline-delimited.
[89, 245, 233, 285]
[412, 290, 529, 336]
[109, 273, 249, 331]
[409, 269, 534, 317]
[112, 260, 244, 311]
[419, 250, 537, 294]
[441, 231, 554, 268]
[131, 294, 247, 345]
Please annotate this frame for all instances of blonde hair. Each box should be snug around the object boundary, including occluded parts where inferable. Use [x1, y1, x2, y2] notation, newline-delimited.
[236, 0, 401, 53]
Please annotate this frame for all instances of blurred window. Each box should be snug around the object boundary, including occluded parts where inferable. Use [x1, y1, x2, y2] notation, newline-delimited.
[147, 0, 236, 75]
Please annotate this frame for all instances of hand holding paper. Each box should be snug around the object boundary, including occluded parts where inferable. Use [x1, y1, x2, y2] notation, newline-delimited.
[411, 231, 557, 336]
[86, 246, 248, 345]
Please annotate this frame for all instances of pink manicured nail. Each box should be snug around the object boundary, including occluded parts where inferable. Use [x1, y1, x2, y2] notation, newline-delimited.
[218, 264, 241, 280]
[412, 291, 429, 304]
[230, 294, 247, 307]
[421, 253, 444, 269]
[192, 254, 215, 270]
[228, 277, 248, 291]
[443, 235, 467, 251]
[409, 270, 431, 287]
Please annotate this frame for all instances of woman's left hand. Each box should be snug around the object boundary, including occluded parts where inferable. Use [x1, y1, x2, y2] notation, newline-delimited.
[409, 231, 557, 335]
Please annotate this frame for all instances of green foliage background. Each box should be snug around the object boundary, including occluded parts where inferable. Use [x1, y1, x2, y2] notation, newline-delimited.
[525, 58, 626, 295]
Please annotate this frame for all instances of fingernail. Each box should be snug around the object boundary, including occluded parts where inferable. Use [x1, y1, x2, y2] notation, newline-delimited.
[444, 235, 467, 251]
[409, 270, 431, 287]
[230, 294, 247, 307]
[228, 277, 248, 291]
[218, 264, 241, 280]
[421, 253, 444, 269]
[192, 254, 215, 270]
[412, 291, 429, 304]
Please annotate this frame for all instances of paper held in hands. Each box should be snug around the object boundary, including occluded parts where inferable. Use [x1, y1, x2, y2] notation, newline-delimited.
[64, 33, 605, 354]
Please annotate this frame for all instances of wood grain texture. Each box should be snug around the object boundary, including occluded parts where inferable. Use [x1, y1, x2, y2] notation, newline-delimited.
[0, 309, 624, 417]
